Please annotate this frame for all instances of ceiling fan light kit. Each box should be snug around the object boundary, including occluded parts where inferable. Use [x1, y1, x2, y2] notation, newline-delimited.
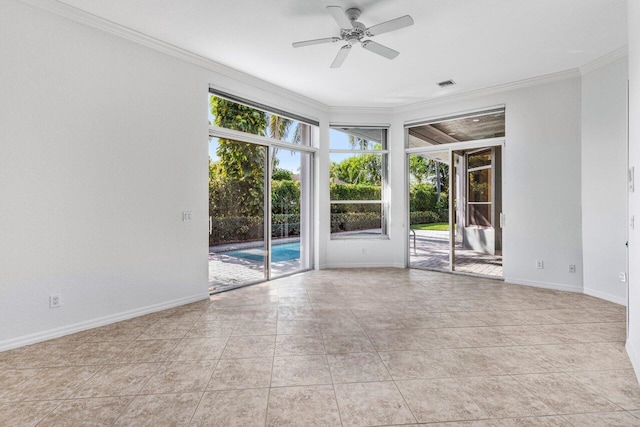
[292, 5, 414, 68]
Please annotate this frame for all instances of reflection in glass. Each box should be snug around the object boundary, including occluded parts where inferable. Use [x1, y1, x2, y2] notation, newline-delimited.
[468, 169, 491, 202]
[469, 204, 491, 227]
[467, 150, 492, 169]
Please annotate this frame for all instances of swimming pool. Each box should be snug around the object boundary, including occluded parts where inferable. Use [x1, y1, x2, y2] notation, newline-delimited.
[222, 242, 300, 263]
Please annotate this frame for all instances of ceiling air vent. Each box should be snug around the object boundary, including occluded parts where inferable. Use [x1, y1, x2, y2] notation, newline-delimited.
[437, 79, 456, 88]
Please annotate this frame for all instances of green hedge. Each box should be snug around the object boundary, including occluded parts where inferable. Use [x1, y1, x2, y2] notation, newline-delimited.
[409, 184, 448, 223]
[272, 214, 301, 239]
[410, 211, 443, 225]
[210, 180, 386, 244]
[211, 211, 387, 245]
[330, 212, 381, 233]
[330, 183, 380, 202]
[210, 215, 263, 245]
[210, 214, 302, 245]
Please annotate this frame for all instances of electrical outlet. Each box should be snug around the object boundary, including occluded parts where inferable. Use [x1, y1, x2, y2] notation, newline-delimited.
[620, 272, 627, 283]
[536, 260, 544, 269]
[569, 264, 576, 273]
[50, 294, 61, 308]
[182, 211, 192, 222]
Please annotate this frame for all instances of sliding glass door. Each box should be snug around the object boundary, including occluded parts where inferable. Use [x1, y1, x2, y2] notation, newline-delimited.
[407, 145, 503, 277]
[209, 138, 268, 292]
[207, 93, 317, 293]
[406, 108, 505, 278]
[270, 148, 313, 279]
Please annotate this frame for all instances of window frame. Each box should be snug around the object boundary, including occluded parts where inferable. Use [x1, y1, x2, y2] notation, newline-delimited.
[329, 126, 389, 240]
[466, 148, 493, 227]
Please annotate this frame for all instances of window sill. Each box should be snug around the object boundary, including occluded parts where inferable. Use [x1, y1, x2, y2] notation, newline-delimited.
[330, 235, 390, 241]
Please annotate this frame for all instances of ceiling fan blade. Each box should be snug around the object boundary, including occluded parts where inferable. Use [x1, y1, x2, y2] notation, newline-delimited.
[331, 45, 352, 68]
[366, 15, 414, 36]
[292, 37, 342, 48]
[327, 6, 352, 29]
[361, 40, 399, 59]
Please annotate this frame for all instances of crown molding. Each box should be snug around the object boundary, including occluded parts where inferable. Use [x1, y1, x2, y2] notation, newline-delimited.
[328, 106, 394, 116]
[15, 0, 629, 119]
[579, 45, 628, 75]
[394, 68, 581, 115]
[18, 0, 329, 114]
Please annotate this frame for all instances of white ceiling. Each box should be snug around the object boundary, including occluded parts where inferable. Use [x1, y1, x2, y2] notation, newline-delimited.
[57, 0, 628, 108]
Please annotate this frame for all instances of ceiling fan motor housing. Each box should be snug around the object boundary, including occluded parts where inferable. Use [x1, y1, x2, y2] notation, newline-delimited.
[345, 8, 361, 22]
[341, 8, 366, 44]
[342, 26, 365, 44]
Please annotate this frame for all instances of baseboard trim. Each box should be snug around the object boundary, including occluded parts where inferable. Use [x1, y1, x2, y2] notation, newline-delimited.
[323, 262, 397, 269]
[626, 340, 640, 384]
[0, 293, 209, 352]
[504, 277, 583, 294]
[584, 288, 627, 306]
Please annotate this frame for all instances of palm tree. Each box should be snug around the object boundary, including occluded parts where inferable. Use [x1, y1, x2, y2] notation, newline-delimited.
[267, 114, 300, 174]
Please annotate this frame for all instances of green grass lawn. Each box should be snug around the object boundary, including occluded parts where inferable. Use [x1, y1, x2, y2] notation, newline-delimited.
[411, 222, 450, 231]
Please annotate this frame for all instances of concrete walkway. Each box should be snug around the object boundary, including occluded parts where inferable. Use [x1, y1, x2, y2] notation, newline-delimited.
[410, 229, 503, 277]
[209, 241, 302, 293]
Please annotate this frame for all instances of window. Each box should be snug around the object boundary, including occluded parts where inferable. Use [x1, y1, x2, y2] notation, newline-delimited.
[208, 93, 313, 146]
[329, 127, 388, 238]
[467, 149, 492, 227]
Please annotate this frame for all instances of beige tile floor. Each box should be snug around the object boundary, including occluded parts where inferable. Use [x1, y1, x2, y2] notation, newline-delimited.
[0, 268, 637, 426]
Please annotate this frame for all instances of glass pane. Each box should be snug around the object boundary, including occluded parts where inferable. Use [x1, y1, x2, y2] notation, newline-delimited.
[270, 148, 312, 278]
[468, 169, 492, 202]
[330, 203, 382, 237]
[209, 95, 311, 145]
[469, 204, 492, 227]
[209, 138, 266, 292]
[407, 110, 505, 148]
[330, 128, 385, 150]
[468, 150, 492, 169]
[408, 152, 451, 271]
[330, 153, 382, 193]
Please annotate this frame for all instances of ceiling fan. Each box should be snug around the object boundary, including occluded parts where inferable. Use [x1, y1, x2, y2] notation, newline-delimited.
[292, 6, 414, 68]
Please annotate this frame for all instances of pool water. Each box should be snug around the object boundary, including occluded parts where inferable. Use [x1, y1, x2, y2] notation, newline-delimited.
[222, 242, 300, 263]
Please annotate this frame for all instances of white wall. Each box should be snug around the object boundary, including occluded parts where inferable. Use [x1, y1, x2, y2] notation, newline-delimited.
[0, 0, 325, 350]
[393, 76, 584, 293]
[581, 57, 629, 305]
[627, 0, 640, 381]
